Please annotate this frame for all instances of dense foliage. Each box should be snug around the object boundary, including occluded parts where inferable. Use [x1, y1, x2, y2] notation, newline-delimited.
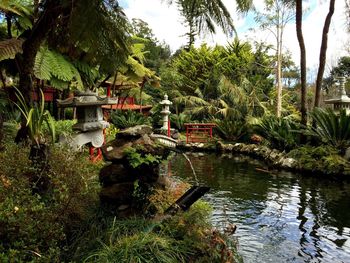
[110, 110, 151, 129]
[287, 145, 350, 175]
[307, 108, 350, 151]
[84, 187, 240, 263]
[0, 137, 239, 262]
[255, 115, 301, 151]
[0, 144, 101, 262]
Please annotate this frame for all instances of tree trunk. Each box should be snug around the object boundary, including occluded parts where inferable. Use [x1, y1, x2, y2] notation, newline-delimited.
[139, 78, 147, 114]
[314, 0, 335, 108]
[16, 0, 64, 104]
[0, 113, 3, 150]
[276, 22, 283, 117]
[296, 0, 307, 126]
[6, 14, 12, 38]
[14, 1, 65, 142]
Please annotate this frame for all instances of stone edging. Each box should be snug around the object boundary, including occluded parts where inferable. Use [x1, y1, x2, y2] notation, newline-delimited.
[177, 141, 346, 177]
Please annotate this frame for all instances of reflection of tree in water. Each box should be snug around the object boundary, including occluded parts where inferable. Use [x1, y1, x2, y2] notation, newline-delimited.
[297, 177, 350, 260]
[176, 153, 272, 202]
[168, 153, 350, 262]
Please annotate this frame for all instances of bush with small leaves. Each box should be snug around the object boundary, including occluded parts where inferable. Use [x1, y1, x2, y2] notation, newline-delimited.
[0, 143, 101, 262]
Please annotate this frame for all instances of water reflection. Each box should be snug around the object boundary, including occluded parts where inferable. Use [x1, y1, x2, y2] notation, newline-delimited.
[167, 153, 350, 263]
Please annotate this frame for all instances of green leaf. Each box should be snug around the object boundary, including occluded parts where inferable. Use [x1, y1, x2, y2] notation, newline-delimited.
[0, 38, 24, 61]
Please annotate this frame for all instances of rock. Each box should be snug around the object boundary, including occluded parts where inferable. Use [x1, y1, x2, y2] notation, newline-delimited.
[101, 140, 133, 162]
[103, 130, 171, 163]
[99, 163, 136, 186]
[116, 125, 153, 139]
[171, 131, 180, 140]
[232, 143, 243, 151]
[118, 204, 130, 211]
[280, 157, 296, 168]
[216, 141, 225, 152]
[344, 147, 350, 160]
[99, 182, 135, 203]
[225, 144, 233, 151]
[250, 134, 263, 144]
[269, 149, 281, 161]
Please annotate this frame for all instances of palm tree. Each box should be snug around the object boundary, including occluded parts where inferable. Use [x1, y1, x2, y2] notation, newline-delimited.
[168, 0, 252, 48]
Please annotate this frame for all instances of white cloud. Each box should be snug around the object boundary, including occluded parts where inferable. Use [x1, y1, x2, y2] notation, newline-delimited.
[124, 0, 350, 80]
[124, 0, 187, 52]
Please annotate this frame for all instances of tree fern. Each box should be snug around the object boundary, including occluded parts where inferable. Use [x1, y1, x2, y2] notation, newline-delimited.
[34, 46, 83, 89]
[33, 46, 52, 80]
[0, 38, 24, 61]
[0, 0, 32, 17]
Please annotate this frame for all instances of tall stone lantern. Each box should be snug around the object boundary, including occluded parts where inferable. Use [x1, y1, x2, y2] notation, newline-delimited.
[58, 90, 117, 149]
[325, 76, 350, 114]
[160, 94, 172, 134]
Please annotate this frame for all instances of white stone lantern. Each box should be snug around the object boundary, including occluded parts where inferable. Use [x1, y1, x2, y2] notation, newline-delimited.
[325, 77, 350, 114]
[160, 94, 172, 132]
[58, 90, 117, 149]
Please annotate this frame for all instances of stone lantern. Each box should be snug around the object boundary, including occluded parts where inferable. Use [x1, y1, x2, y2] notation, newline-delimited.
[58, 90, 117, 149]
[325, 77, 350, 114]
[160, 94, 172, 132]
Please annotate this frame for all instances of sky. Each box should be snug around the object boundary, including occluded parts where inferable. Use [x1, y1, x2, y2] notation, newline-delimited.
[121, 0, 349, 80]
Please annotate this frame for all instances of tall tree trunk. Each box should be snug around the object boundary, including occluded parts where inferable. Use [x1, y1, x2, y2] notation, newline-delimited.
[0, 113, 3, 150]
[6, 14, 12, 38]
[15, 0, 65, 142]
[33, 0, 39, 21]
[276, 23, 283, 117]
[139, 78, 147, 114]
[314, 0, 335, 107]
[296, 0, 307, 126]
[17, 0, 63, 104]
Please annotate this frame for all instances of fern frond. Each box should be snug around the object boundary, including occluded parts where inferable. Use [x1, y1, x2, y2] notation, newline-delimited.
[34, 46, 84, 89]
[34, 46, 53, 80]
[0, 38, 24, 61]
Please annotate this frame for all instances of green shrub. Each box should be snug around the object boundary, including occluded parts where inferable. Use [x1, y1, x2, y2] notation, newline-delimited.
[287, 145, 350, 175]
[0, 143, 100, 262]
[85, 231, 189, 263]
[105, 123, 119, 142]
[124, 146, 162, 168]
[110, 110, 151, 129]
[214, 119, 248, 142]
[255, 115, 300, 151]
[42, 119, 76, 142]
[84, 183, 239, 263]
[170, 113, 191, 131]
[2, 121, 19, 142]
[307, 108, 350, 151]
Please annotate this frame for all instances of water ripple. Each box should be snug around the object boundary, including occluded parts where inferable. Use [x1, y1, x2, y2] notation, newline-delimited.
[168, 153, 350, 263]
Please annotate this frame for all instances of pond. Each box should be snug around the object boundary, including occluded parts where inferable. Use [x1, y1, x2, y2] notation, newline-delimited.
[166, 153, 350, 263]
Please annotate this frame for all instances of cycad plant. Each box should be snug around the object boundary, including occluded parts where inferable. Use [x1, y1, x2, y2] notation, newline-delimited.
[214, 119, 247, 141]
[110, 110, 151, 129]
[255, 115, 300, 151]
[307, 108, 350, 151]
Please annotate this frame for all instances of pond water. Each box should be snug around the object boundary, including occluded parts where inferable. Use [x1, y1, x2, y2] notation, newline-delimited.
[166, 153, 350, 263]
